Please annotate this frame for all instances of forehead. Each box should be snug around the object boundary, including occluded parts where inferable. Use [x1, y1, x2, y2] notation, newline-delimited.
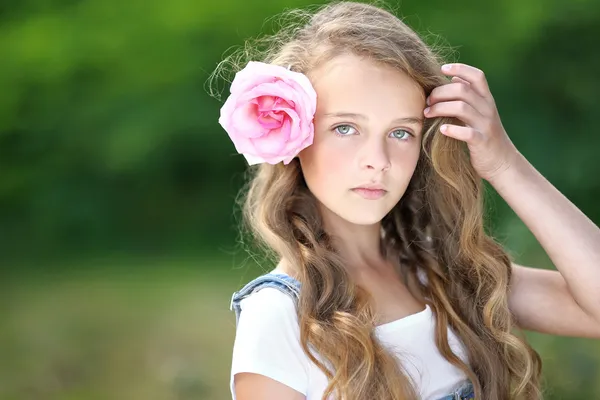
[309, 54, 426, 118]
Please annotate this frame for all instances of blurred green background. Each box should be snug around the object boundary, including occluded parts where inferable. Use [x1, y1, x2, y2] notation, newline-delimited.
[1, 0, 599, 398]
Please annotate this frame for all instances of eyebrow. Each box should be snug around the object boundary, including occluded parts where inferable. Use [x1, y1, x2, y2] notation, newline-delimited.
[322, 112, 424, 126]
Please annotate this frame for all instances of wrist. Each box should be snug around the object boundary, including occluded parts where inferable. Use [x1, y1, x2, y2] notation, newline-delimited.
[486, 148, 527, 189]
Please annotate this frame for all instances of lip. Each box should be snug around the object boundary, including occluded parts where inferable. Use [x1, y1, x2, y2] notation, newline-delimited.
[351, 187, 388, 200]
[352, 183, 386, 190]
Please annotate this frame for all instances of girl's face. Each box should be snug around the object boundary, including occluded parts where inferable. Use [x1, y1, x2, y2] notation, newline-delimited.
[298, 53, 426, 226]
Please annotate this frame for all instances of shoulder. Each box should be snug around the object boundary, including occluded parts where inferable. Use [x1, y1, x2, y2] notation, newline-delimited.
[239, 286, 299, 325]
[233, 284, 304, 350]
[231, 287, 309, 396]
[234, 285, 303, 352]
[230, 271, 301, 320]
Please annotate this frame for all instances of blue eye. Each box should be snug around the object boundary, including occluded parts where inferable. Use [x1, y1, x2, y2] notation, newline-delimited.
[390, 129, 411, 140]
[334, 125, 357, 136]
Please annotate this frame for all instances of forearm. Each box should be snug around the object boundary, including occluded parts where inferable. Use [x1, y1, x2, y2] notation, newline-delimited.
[488, 150, 600, 320]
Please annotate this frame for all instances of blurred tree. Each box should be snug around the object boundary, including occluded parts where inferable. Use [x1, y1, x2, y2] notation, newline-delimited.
[0, 0, 597, 265]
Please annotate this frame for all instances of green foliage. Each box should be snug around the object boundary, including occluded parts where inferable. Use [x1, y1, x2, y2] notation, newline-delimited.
[0, 0, 598, 261]
[2, 260, 600, 399]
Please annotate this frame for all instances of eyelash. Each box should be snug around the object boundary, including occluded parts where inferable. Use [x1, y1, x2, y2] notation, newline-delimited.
[332, 124, 413, 140]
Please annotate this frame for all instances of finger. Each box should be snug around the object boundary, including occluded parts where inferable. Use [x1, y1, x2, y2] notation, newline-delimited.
[440, 63, 491, 98]
[440, 124, 483, 144]
[424, 100, 486, 128]
[451, 76, 470, 86]
[427, 82, 489, 116]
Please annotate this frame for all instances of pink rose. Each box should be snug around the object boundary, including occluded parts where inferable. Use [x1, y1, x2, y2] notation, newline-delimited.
[219, 61, 317, 165]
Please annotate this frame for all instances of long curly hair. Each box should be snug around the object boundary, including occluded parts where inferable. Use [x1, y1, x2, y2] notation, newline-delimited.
[211, 1, 542, 399]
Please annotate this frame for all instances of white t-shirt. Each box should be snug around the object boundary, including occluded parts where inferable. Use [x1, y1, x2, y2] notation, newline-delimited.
[230, 286, 469, 400]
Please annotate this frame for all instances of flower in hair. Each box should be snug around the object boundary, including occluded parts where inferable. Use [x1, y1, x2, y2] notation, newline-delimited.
[218, 61, 317, 165]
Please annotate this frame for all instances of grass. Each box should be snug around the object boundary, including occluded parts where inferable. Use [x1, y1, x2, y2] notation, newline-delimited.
[0, 256, 257, 400]
[1, 256, 599, 399]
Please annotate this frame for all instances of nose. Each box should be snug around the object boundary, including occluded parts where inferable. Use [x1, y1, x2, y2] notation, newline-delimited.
[360, 137, 391, 172]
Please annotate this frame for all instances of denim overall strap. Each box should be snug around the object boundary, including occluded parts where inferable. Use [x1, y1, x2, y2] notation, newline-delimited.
[436, 379, 475, 400]
[229, 273, 302, 327]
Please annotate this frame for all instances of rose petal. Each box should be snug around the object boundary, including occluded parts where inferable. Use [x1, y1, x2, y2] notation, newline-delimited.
[243, 153, 266, 165]
[243, 82, 301, 110]
[231, 62, 314, 97]
[251, 118, 292, 155]
[220, 61, 317, 166]
[229, 102, 269, 139]
[257, 111, 284, 130]
[272, 109, 301, 147]
[254, 95, 277, 112]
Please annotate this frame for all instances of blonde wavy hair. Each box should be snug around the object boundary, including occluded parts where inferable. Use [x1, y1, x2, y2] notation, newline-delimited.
[211, 1, 542, 399]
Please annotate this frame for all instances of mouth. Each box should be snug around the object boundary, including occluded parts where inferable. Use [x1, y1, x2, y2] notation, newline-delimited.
[351, 187, 388, 200]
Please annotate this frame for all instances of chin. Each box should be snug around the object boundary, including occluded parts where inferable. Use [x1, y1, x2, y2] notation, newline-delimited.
[337, 209, 389, 226]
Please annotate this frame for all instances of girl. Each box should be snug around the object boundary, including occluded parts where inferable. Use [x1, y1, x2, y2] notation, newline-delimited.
[213, 2, 600, 399]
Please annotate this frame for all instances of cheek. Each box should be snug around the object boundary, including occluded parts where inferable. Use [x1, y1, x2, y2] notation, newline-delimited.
[393, 144, 421, 167]
[299, 141, 352, 194]
[389, 146, 421, 193]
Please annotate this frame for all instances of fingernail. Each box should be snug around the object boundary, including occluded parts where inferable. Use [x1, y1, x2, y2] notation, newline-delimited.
[440, 124, 448, 133]
[426, 97, 430, 106]
[441, 64, 452, 72]
[424, 107, 430, 114]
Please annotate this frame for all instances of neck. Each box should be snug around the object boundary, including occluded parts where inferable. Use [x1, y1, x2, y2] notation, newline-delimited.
[319, 206, 387, 273]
